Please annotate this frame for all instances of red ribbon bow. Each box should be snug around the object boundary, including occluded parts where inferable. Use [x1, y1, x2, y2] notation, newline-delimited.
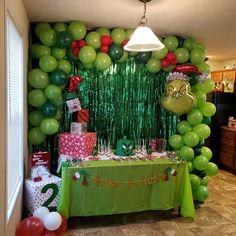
[67, 76, 83, 93]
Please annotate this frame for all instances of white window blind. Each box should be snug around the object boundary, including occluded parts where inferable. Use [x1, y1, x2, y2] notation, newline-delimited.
[6, 13, 24, 222]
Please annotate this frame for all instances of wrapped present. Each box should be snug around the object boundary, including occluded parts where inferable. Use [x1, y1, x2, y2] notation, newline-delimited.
[58, 132, 96, 157]
[70, 122, 87, 134]
[149, 139, 157, 151]
[30, 152, 50, 180]
[73, 109, 89, 123]
[24, 175, 62, 213]
[66, 98, 81, 113]
[156, 138, 166, 153]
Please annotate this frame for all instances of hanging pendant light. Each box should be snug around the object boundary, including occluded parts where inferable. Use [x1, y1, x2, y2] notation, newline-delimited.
[124, 0, 164, 52]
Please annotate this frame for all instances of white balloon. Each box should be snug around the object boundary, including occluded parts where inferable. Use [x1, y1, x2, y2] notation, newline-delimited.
[43, 212, 62, 231]
[33, 206, 49, 221]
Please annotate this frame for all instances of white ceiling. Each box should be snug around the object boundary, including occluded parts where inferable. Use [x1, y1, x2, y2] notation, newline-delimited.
[23, 0, 236, 61]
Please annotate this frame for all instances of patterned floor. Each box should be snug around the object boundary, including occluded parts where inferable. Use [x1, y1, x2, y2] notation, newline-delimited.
[62, 169, 236, 236]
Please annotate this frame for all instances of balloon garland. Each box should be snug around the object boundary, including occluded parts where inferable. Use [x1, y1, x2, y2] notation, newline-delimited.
[27, 21, 217, 203]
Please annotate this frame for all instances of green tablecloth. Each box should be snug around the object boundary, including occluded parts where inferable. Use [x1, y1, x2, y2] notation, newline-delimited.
[58, 158, 195, 218]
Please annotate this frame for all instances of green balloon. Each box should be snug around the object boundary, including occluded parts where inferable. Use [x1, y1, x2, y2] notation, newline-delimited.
[28, 89, 47, 107]
[30, 44, 51, 59]
[56, 31, 72, 49]
[39, 55, 57, 72]
[30, 44, 41, 58]
[29, 110, 44, 126]
[146, 58, 161, 73]
[190, 174, 201, 190]
[177, 121, 192, 135]
[164, 36, 178, 51]
[188, 161, 194, 172]
[28, 127, 46, 145]
[180, 146, 194, 161]
[193, 155, 209, 171]
[117, 51, 128, 63]
[196, 62, 210, 73]
[183, 131, 199, 147]
[96, 27, 110, 36]
[68, 21, 87, 40]
[199, 102, 216, 117]
[187, 109, 203, 126]
[51, 96, 64, 108]
[201, 146, 212, 160]
[174, 48, 189, 63]
[83, 62, 95, 69]
[54, 109, 62, 120]
[57, 59, 72, 74]
[129, 51, 138, 57]
[94, 53, 112, 71]
[206, 162, 218, 176]
[125, 29, 135, 39]
[195, 185, 209, 202]
[202, 116, 211, 126]
[53, 22, 68, 32]
[193, 124, 211, 140]
[51, 47, 66, 60]
[183, 37, 196, 51]
[200, 176, 208, 186]
[111, 28, 126, 45]
[153, 46, 168, 59]
[79, 46, 96, 64]
[109, 44, 123, 61]
[35, 22, 51, 38]
[40, 118, 59, 135]
[41, 102, 57, 118]
[193, 90, 206, 106]
[28, 68, 50, 89]
[196, 42, 206, 52]
[85, 31, 101, 49]
[136, 52, 152, 63]
[39, 28, 57, 47]
[163, 64, 175, 72]
[168, 134, 184, 149]
[195, 78, 215, 93]
[190, 48, 205, 64]
[45, 84, 61, 100]
[50, 69, 67, 86]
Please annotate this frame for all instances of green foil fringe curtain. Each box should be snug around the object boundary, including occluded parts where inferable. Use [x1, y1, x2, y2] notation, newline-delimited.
[32, 58, 177, 172]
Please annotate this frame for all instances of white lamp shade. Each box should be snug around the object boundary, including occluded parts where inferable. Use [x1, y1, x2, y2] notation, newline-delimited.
[124, 26, 165, 52]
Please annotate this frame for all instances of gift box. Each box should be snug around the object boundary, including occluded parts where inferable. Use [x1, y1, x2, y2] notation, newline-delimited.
[66, 98, 81, 113]
[70, 122, 87, 134]
[73, 109, 89, 123]
[24, 175, 62, 213]
[58, 132, 96, 157]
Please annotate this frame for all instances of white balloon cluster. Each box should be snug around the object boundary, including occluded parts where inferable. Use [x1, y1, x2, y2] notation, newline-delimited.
[33, 206, 62, 231]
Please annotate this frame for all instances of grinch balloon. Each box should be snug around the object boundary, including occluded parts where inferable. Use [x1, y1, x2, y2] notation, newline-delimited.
[161, 72, 197, 115]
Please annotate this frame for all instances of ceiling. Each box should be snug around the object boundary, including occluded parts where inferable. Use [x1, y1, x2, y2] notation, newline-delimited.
[23, 0, 236, 61]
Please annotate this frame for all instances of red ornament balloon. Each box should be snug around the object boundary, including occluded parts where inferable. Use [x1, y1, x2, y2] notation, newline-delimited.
[55, 214, 68, 235]
[166, 52, 176, 62]
[77, 40, 87, 48]
[174, 64, 200, 73]
[100, 35, 113, 46]
[122, 39, 129, 47]
[161, 59, 170, 68]
[100, 45, 109, 53]
[72, 47, 80, 57]
[171, 59, 177, 65]
[71, 40, 77, 48]
[16, 217, 45, 236]
[43, 230, 57, 236]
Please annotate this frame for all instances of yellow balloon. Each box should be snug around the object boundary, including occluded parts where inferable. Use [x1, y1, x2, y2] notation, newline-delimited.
[161, 80, 197, 115]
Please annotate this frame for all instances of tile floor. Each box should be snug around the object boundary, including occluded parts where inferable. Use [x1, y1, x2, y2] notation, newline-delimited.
[62, 169, 236, 236]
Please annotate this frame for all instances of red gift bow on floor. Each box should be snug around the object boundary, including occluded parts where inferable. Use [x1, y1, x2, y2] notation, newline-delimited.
[67, 76, 83, 93]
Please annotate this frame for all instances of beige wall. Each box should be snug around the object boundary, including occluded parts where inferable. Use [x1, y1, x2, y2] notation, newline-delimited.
[208, 58, 236, 71]
[0, 0, 29, 235]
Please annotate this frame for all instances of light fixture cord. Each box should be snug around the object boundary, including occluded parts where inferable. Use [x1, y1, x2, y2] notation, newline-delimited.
[139, 0, 148, 26]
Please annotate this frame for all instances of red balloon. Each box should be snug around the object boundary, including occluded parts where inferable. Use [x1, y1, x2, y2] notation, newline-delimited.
[100, 45, 109, 53]
[100, 35, 112, 46]
[160, 59, 170, 68]
[174, 64, 200, 73]
[171, 59, 177, 65]
[55, 214, 68, 235]
[43, 230, 57, 236]
[71, 40, 77, 48]
[16, 216, 45, 236]
[77, 40, 87, 48]
[122, 39, 129, 47]
[166, 52, 176, 62]
[72, 47, 80, 57]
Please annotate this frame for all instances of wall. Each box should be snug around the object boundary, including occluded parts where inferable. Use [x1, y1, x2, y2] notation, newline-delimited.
[208, 59, 236, 71]
[0, 0, 29, 235]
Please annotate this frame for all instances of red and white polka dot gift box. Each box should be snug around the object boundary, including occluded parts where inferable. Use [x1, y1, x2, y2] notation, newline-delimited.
[24, 175, 62, 213]
[58, 132, 96, 157]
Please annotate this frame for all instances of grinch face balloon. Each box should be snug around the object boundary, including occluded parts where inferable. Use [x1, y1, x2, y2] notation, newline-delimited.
[161, 79, 196, 115]
[115, 136, 134, 156]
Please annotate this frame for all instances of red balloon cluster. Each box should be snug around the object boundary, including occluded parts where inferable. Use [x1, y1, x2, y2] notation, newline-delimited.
[160, 52, 177, 68]
[100, 35, 113, 53]
[15, 215, 67, 236]
[71, 40, 87, 56]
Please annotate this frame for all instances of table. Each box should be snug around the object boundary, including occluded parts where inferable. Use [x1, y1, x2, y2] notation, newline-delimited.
[58, 158, 195, 218]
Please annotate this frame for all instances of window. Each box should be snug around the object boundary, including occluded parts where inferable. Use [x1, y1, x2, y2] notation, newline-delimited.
[6, 13, 24, 221]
